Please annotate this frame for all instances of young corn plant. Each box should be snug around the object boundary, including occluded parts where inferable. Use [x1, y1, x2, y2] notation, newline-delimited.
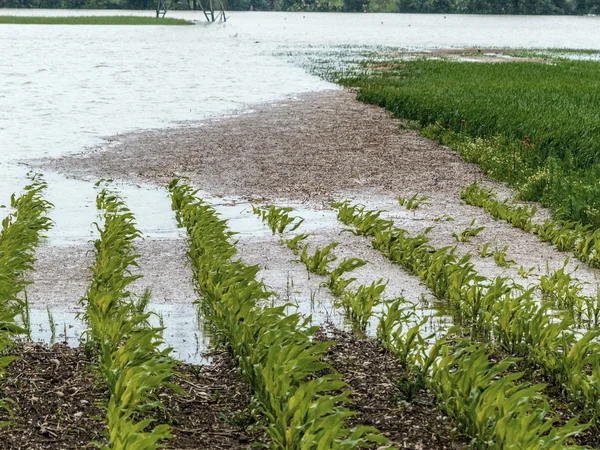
[518, 265, 536, 278]
[169, 180, 387, 449]
[461, 182, 537, 232]
[477, 240, 494, 258]
[326, 257, 367, 298]
[336, 279, 386, 334]
[377, 301, 433, 402]
[398, 193, 430, 210]
[539, 259, 585, 311]
[0, 174, 53, 333]
[299, 242, 339, 276]
[493, 245, 516, 268]
[285, 233, 310, 255]
[431, 339, 587, 448]
[452, 219, 485, 243]
[252, 204, 304, 235]
[332, 201, 588, 445]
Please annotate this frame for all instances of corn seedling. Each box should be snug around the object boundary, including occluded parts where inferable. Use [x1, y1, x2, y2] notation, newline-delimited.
[326, 257, 367, 297]
[433, 214, 454, 222]
[299, 242, 339, 276]
[477, 240, 494, 257]
[398, 193, 430, 210]
[452, 219, 485, 243]
[539, 259, 585, 311]
[252, 204, 304, 234]
[493, 245, 516, 268]
[336, 279, 386, 334]
[0, 174, 53, 424]
[331, 201, 595, 443]
[431, 339, 587, 448]
[285, 233, 310, 255]
[518, 265, 536, 278]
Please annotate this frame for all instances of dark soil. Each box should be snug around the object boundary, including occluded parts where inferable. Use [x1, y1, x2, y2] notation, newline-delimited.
[0, 343, 264, 450]
[315, 327, 469, 450]
[0, 342, 105, 450]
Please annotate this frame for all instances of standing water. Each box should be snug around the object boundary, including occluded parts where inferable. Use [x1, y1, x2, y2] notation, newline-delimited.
[1, 11, 599, 361]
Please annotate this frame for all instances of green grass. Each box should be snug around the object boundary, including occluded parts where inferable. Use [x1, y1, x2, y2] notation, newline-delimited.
[337, 58, 600, 227]
[0, 15, 193, 25]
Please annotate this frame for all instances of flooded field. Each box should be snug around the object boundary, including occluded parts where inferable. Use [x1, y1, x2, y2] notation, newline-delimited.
[2, 11, 600, 359]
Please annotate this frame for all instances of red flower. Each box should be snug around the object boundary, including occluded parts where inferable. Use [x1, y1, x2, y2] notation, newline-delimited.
[524, 136, 530, 142]
[461, 119, 466, 123]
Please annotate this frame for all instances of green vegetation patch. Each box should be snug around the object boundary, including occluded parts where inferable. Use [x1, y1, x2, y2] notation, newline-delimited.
[337, 58, 600, 227]
[0, 15, 193, 25]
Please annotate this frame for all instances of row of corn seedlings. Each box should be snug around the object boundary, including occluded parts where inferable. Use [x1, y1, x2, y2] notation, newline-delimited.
[255, 203, 588, 445]
[0, 174, 53, 425]
[0, 174, 54, 335]
[252, 204, 387, 335]
[170, 181, 387, 449]
[332, 200, 600, 431]
[80, 184, 175, 448]
[461, 181, 600, 268]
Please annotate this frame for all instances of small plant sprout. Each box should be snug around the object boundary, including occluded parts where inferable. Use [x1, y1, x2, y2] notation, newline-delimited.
[252, 204, 304, 234]
[452, 219, 485, 242]
[433, 214, 455, 222]
[493, 246, 516, 268]
[299, 242, 339, 276]
[398, 193, 430, 210]
[477, 240, 494, 257]
[47, 307, 56, 344]
[517, 265, 536, 278]
[326, 257, 368, 297]
[285, 233, 310, 255]
[337, 279, 387, 334]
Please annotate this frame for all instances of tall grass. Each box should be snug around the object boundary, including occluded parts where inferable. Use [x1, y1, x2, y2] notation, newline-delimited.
[0, 174, 53, 425]
[338, 59, 600, 227]
[169, 180, 387, 449]
[81, 185, 174, 449]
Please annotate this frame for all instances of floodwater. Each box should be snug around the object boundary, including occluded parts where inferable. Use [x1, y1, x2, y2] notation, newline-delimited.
[1, 11, 599, 360]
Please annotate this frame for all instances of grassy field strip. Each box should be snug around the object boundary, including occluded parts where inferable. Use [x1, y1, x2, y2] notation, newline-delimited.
[79, 185, 175, 448]
[462, 181, 600, 270]
[337, 59, 600, 229]
[0, 16, 193, 25]
[168, 180, 389, 449]
[0, 174, 53, 426]
[251, 204, 441, 337]
[333, 200, 600, 435]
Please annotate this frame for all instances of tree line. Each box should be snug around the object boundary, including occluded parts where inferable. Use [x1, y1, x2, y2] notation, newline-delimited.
[2, 0, 599, 16]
